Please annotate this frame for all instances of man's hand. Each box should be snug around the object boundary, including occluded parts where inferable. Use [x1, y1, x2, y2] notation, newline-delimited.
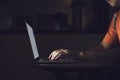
[48, 49, 69, 60]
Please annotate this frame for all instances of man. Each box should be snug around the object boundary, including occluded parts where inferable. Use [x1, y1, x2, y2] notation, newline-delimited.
[48, 0, 120, 63]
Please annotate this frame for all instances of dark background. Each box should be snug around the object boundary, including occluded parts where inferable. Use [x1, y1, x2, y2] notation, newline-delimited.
[0, 0, 115, 33]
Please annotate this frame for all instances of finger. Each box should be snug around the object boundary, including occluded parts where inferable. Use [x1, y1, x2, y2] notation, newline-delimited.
[48, 52, 53, 59]
[51, 50, 68, 60]
[48, 50, 57, 59]
[54, 53, 62, 60]
[48, 49, 68, 60]
[49, 50, 61, 60]
[51, 51, 62, 60]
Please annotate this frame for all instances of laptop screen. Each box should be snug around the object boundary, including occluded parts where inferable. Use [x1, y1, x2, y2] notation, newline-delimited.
[26, 22, 39, 59]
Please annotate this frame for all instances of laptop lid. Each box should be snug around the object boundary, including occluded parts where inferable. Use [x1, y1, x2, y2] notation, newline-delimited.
[25, 22, 39, 60]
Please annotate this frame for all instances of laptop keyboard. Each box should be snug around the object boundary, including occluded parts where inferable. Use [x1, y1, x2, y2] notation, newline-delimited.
[37, 58, 80, 63]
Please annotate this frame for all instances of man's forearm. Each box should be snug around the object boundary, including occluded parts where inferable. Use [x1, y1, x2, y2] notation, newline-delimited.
[81, 47, 120, 63]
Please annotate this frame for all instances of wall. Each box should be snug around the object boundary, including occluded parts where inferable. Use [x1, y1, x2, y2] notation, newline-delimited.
[0, 0, 112, 33]
[0, 33, 104, 80]
[2, 0, 72, 25]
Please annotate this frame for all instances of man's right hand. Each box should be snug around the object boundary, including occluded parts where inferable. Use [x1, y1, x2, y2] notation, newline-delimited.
[48, 49, 69, 60]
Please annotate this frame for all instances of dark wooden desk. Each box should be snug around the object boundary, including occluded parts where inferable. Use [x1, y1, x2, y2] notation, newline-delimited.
[34, 62, 120, 80]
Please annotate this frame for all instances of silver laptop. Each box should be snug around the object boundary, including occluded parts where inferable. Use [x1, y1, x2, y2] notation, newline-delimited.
[25, 22, 81, 64]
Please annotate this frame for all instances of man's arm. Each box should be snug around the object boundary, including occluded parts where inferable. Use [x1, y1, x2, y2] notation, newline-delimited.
[80, 43, 120, 63]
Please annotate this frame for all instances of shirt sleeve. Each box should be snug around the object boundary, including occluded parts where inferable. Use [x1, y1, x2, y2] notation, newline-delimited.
[102, 16, 118, 47]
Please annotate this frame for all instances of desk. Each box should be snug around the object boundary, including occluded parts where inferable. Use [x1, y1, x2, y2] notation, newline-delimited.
[34, 62, 120, 80]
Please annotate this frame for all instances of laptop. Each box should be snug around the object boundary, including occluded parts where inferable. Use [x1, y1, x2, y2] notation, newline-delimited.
[25, 22, 81, 64]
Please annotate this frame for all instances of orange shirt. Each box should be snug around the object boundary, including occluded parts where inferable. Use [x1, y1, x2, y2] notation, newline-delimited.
[102, 10, 120, 47]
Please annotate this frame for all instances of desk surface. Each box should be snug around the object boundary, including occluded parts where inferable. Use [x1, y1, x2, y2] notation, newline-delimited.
[35, 62, 120, 72]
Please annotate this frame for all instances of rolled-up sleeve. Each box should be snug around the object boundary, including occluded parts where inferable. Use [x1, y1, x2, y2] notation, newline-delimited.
[102, 17, 118, 47]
